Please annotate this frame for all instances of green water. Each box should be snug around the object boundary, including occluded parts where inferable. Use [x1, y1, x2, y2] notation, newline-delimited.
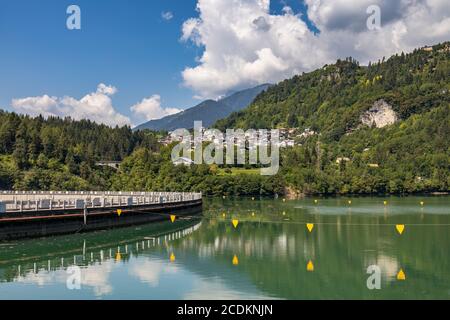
[0, 196, 449, 300]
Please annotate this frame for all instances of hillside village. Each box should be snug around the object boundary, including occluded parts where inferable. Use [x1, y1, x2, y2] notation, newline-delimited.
[1, 42, 448, 195]
[159, 127, 317, 148]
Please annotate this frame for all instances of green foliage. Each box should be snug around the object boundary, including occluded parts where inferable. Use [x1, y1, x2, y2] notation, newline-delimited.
[0, 112, 159, 191]
[108, 147, 285, 196]
[216, 46, 450, 135]
[216, 43, 450, 194]
[0, 42, 448, 195]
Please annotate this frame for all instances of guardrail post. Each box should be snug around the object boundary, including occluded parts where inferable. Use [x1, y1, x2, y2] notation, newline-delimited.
[83, 205, 87, 225]
[127, 197, 133, 206]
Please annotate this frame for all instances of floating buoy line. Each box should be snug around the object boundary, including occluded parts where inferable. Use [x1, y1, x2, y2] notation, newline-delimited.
[199, 199, 448, 228]
[2, 199, 446, 282]
[183, 214, 450, 228]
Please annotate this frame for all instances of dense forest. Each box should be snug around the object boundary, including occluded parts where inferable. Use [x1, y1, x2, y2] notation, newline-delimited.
[0, 112, 283, 195]
[0, 114, 159, 190]
[0, 42, 449, 195]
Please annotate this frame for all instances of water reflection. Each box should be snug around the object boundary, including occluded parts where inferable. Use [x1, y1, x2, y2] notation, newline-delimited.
[0, 220, 204, 298]
[0, 196, 449, 300]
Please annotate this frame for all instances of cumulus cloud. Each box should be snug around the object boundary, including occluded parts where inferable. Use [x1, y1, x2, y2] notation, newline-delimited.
[11, 84, 131, 127]
[181, 0, 322, 98]
[305, 0, 450, 56]
[181, 0, 450, 98]
[162, 11, 174, 21]
[305, 0, 407, 32]
[130, 95, 181, 121]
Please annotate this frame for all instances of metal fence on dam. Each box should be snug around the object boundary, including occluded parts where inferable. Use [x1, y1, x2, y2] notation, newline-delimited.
[0, 191, 202, 213]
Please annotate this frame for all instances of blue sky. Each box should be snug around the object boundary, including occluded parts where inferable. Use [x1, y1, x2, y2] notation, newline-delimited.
[0, 0, 200, 115]
[0, 0, 447, 126]
[0, 0, 314, 125]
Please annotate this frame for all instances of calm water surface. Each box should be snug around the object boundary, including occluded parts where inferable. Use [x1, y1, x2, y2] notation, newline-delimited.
[0, 196, 449, 300]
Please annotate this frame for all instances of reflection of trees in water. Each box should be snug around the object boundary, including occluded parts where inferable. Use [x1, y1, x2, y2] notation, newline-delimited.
[176, 204, 450, 299]
[1, 197, 450, 299]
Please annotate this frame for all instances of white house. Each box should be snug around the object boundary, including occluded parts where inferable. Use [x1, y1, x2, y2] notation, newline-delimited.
[173, 157, 194, 166]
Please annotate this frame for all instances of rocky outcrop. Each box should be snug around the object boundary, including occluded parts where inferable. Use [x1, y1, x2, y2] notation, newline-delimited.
[361, 100, 398, 128]
[284, 186, 305, 199]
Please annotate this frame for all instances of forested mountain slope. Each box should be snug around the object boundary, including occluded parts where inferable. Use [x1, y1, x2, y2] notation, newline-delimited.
[216, 43, 449, 137]
[1, 43, 448, 195]
[215, 42, 449, 194]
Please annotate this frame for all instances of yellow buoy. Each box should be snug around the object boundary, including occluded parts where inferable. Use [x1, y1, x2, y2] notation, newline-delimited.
[117, 209, 122, 217]
[307, 260, 314, 272]
[232, 255, 239, 266]
[307, 223, 314, 233]
[314, 200, 318, 204]
[222, 213, 226, 218]
[384, 201, 388, 206]
[252, 197, 255, 201]
[420, 201, 424, 206]
[232, 219, 239, 229]
[282, 211, 286, 216]
[348, 200, 352, 205]
[251, 212, 255, 217]
[170, 215, 176, 223]
[396, 224, 405, 235]
[283, 199, 286, 202]
[397, 269, 406, 281]
[115, 252, 122, 262]
[170, 253, 176, 262]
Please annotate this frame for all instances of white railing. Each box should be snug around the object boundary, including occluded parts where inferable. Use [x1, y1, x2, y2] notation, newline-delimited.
[0, 191, 202, 213]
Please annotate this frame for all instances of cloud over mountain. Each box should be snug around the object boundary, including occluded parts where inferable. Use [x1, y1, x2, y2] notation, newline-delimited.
[130, 95, 181, 121]
[11, 84, 131, 127]
[181, 0, 450, 98]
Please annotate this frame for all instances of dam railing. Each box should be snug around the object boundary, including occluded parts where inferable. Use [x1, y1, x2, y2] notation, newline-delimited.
[0, 191, 202, 213]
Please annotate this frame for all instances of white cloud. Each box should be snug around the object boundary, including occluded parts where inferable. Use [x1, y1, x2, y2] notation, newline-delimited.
[130, 95, 181, 121]
[162, 11, 174, 21]
[96, 83, 118, 95]
[181, 0, 450, 98]
[11, 83, 131, 127]
[303, 0, 450, 66]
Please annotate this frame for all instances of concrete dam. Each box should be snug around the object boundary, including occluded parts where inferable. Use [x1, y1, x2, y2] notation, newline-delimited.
[0, 191, 203, 240]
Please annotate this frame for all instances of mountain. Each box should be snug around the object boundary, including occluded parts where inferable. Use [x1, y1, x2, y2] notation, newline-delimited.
[216, 43, 450, 137]
[134, 84, 271, 131]
[1, 43, 448, 195]
[214, 42, 449, 195]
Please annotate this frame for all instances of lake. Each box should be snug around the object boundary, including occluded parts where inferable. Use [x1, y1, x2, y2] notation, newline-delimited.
[0, 196, 449, 300]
